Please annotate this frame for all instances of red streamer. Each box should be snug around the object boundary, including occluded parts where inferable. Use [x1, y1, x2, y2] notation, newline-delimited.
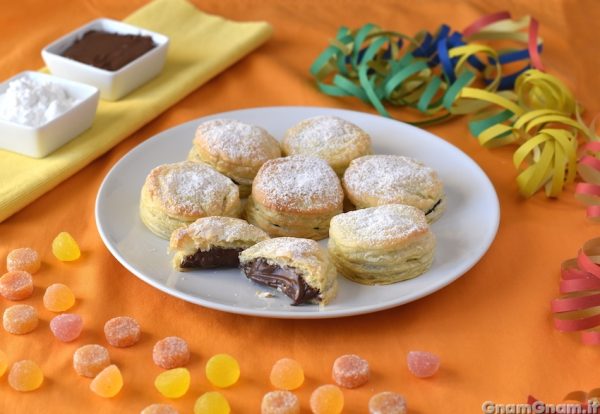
[551, 238, 600, 344]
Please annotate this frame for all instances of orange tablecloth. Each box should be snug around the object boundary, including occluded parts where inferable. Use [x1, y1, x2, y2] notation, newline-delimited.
[1, 0, 600, 412]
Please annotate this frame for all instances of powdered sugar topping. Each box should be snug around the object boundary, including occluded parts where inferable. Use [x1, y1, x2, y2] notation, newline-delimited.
[242, 237, 323, 266]
[186, 217, 268, 243]
[254, 155, 343, 211]
[149, 161, 237, 216]
[331, 204, 428, 246]
[195, 119, 279, 164]
[344, 155, 441, 202]
[284, 116, 369, 156]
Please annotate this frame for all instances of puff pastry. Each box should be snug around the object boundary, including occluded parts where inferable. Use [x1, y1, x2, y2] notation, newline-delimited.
[239, 237, 338, 305]
[139, 161, 241, 239]
[343, 155, 446, 222]
[328, 204, 435, 285]
[246, 155, 344, 240]
[188, 119, 281, 197]
[282, 116, 372, 176]
[169, 216, 269, 270]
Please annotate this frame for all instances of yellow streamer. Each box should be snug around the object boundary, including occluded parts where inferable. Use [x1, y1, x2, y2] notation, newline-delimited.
[463, 69, 586, 197]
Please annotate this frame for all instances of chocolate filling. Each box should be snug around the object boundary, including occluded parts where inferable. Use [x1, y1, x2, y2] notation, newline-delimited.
[242, 259, 320, 305]
[180, 247, 243, 269]
[425, 199, 442, 216]
[62, 30, 156, 71]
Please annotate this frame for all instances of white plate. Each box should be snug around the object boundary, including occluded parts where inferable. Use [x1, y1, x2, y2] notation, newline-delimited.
[95, 106, 499, 319]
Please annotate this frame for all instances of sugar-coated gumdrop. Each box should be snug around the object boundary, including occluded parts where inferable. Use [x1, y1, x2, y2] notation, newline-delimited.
[270, 358, 304, 390]
[3, 304, 38, 334]
[205, 354, 240, 388]
[194, 392, 231, 414]
[153, 336, 190, 369]
[141, 404, 180, 414]
[0, 349, 8, 377]
[104, 316, 141, 347]
[7, 248, 41, 274]
[90, 364, 123, 398]
[261, 390, 301, 414]
[43, 283, 75, 312]
[406, 351, 440, 378]
[50, 313, 83, 342]
[154, 367, 190, 399]
[332, 354, 369, 389]
[368, 392, 407, 414]
[73, 344, 111, 378]
[0, 271, 34, 301]
[8, 360, 43, 392]
[310, 384, 344, 414]
[52, 232, 81, 261]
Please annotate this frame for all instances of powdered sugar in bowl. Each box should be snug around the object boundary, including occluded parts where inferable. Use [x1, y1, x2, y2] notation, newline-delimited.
[0, 71, 99, 158]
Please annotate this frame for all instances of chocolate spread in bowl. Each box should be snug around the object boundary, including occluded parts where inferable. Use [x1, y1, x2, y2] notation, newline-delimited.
[62, 30, 156, 71]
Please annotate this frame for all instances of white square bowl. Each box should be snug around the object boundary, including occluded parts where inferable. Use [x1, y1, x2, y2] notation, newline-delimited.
[42, 18, 169, 101]
[0, 71, 99, 158]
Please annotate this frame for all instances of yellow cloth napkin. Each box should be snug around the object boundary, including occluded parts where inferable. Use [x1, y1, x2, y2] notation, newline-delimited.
[0, 0, 272, 222]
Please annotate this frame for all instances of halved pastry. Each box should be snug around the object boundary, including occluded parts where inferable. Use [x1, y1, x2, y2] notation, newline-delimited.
[169, 217, 269, 270]
[239, 237, 338, 305]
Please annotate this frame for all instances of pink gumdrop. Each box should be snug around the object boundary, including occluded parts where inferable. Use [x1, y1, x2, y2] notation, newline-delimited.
[406, 351, 440, 378]
[50, 313, 83, 342]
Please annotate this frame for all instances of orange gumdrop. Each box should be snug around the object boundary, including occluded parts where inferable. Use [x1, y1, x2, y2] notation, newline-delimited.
[309, 384, 344, 414]
[270, 358, 304, 390]
[0, 271, 34, 301]
[43, 283, 75, 312]
[3, 304, 38, 334]
[7, 248, 41, 274]
[331, 354, 369, 389]
[90, 365, 123, 398]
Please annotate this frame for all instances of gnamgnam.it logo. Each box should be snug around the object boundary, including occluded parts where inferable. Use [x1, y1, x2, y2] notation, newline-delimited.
[482, 400, 600, 414]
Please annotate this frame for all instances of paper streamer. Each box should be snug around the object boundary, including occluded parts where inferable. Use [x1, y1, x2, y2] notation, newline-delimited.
[309, 11, 543, 127]
[310, 12, 600, 202]
[551, 238, 600, 344]
[575, 130, 600, 219]
[463, 69, 582, 197]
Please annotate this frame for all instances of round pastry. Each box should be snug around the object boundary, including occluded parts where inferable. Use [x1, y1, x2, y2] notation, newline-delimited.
[246, 155, 344, 240]
[328, 204, 435, 285]
[169, 217, 269, 270]
[281, 116, 372, 175]
[188, 119, 281, 197]
[343, 155, 445, 222]
[239, 237, 338, 305]
[140, 161, 241, 239]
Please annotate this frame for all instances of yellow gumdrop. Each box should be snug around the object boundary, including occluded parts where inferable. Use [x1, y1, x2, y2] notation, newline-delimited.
[205, 354, 240, 388]
[90, 365, 123, 398]
[194, 391, 230, 414]
[154, 367, 190, 399]
[310, 384, 344, 414]
[52, 232, 81, 261]
[0, 350, 8, 377]
[8, 360, 44, 392]
[270, 358, 304, 390]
